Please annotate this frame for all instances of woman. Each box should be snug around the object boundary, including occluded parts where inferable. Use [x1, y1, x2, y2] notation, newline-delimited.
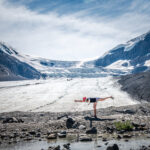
[75, 96, 114, 118]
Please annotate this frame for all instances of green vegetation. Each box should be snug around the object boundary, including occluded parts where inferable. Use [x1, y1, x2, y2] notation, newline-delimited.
[114, 120, 134, 131]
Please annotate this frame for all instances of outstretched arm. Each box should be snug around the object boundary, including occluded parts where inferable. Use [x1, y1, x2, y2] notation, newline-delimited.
[98, 96, 114, 101]
[74, 100, 84, 102]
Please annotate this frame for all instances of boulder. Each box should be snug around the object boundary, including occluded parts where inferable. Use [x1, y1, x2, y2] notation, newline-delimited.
[106, 144, 119, 150]
[29, 130, 36, 135]
[123, 134, 132, 138]
[63, 143, 70, 149]
[47, 133, 57, 139]
[48, 145, 60, 150]
[139, 145, 149, 150]
[79, 125, 86, 130]
[58, 131, 66, 138]
[79, 136, 92, 142]
[117, 135, 122, 139]
[86, 127, 97, 134]
[66, 118, 75, 129]
[106, 126, 114, 133]
[3, 117, 24, 123]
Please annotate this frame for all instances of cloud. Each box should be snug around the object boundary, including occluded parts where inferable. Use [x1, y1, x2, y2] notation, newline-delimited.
[0, 0, 150, 60]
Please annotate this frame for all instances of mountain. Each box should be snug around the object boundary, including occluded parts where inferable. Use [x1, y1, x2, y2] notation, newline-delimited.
[0, 30, 150, 81]
[0, 42, 41, 81]
[95, 31, 150, 74]
[0, 43, 111, 80]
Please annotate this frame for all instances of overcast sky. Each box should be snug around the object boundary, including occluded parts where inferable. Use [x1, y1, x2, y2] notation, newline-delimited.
[0, 0, 150, 60]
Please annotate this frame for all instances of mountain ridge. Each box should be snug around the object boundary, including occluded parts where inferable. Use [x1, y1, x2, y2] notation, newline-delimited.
[0, 30, 150, 81]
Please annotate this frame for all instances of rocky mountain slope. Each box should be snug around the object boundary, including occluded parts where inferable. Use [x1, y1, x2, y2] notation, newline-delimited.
[118, 71, 150, 102]
[95, 31, 150, 74]
[0, 42, 41, 81]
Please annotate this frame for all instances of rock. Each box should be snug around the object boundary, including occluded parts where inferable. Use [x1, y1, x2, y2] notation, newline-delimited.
[139, 145, 149, 150]
[66, 118, 75, 129]
[48, 145, 60, 150]
[79, 125, 86, 130]
[17, 118, 24, 123]
[53, 146, 60, 150]
[22, 128, 28, 132]
[58, 131, 66, 138]
[25, 137, 32, 141]
[123, 134, 132, 138]
[105, 142, 109, 145]
[0, 133, 6, 139]
[102, 138, 107, 142]
[47, 133, 57, 139]
[29, 130, 36, 135]
[57, 114, 68, 120]
[35, 133, 41, 137]
[106, 127, 114, 133]
[117, 135, 122, 139]
[124, 109, 135, 114]
[79, 136, 92, 142]
[86, 127, 97, 134]
[117, 130, 125, 134]
[72, 122, 79, 128]
[3, 117, 24, 123]
[97, 134, 103, 137]
[63, 143, 70, 149]
[106, 144, 119, 150]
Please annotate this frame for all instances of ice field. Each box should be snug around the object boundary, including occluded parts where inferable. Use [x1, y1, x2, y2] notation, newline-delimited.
[0, 77, 138, 113]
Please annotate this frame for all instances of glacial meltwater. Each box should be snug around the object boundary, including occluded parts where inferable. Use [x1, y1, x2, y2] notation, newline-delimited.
[0, 136, 150, 150]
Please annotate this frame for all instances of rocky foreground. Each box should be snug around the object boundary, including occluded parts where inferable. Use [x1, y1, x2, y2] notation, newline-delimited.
[0, 103, 150, 150]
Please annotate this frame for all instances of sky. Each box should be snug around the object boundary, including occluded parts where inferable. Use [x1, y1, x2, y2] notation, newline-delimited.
[0, 0, 150, 60]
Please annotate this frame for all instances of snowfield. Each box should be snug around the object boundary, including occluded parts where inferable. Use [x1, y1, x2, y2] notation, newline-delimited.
[0, 77, 138, 113]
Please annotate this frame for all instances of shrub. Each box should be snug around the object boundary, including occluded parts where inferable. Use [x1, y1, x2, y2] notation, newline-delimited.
[114, 120, 133, 131]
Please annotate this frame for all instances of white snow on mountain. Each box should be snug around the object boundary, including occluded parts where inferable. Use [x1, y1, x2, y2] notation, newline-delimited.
[124, 33, 146, 51]
[0, 77, 138, 113]
[105, 60, 134, 72]
[103, 31, 148, 54]
[145, 60, 150, 67]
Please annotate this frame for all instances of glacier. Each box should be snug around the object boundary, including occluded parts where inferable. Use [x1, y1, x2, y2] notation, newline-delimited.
[0, 77, 138, 113]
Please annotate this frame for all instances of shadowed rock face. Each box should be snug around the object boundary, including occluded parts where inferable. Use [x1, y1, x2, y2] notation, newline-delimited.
[118, 71, 150, 102]
[0, 50, 41, 81]
[95, 32, 150, 73]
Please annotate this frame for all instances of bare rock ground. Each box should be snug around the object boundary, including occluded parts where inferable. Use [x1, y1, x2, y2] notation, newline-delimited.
[0, 103, 150, 147]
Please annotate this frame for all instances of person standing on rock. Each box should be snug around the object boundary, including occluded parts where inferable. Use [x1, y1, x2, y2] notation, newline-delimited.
[74, 96, 114, 118]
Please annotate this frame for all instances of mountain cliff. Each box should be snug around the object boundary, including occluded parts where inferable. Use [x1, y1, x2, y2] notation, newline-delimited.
[0, 42, 41, 81]
[95, 31, 150, 73]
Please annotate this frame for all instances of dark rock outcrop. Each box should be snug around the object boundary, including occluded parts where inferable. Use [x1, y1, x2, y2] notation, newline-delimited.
[118, 71, 150, 102]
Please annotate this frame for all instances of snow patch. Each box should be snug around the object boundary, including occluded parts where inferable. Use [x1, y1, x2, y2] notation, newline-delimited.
[105, 60, 133, 71]
[145, 60, 150, 67]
